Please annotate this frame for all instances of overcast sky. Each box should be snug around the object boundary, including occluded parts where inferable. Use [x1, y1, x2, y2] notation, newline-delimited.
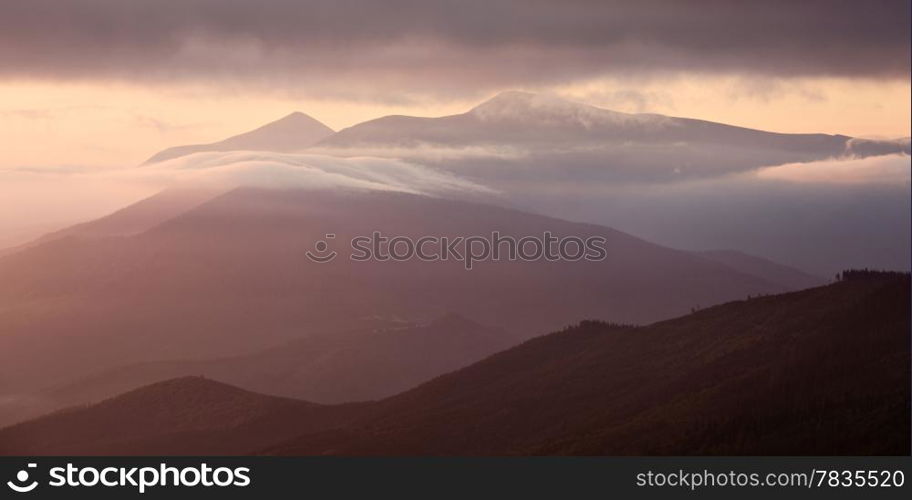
[0, 0, 909, 168]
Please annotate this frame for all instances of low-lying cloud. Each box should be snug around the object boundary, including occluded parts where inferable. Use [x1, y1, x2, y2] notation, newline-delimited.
[143, 151, 495, 195]
[498, 157, 911, 276]
[756, 154, 911, 185]
[0, 152, 495, 249]
[2, 148, 908, 276]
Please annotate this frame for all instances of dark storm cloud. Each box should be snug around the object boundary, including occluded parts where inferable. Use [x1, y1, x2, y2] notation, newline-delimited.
[0, 0, 908, 94]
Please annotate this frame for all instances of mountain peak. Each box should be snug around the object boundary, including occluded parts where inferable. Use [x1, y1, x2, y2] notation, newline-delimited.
[471, 90, 566, 114]
[478, 90, 539, 105]
[144, 111, 334, 164]
[275, 111, 323, 125]
[469, 90, 639, 127]
[245, 111, 334, 136]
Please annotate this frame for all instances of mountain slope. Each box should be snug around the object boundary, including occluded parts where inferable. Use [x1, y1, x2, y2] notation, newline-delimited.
[0, 377, 362, 455]
[267, 273, 909, 455]
[323, 91, 843, 150]
[310, 91, 910, 274]
[41, 314, 515, 411]
[696, 249, 825, 290]
[316, 91, 908, 183]
[2, 274, 905, 455]
[1, 189, 221, 257]
[144, 112, 334, 164]
[0, 187, 789, 412]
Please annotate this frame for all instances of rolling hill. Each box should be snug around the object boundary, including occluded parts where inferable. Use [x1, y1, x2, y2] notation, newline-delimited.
[40, 313, 516, 411]
[0, 187, 794, 409]
[0, 377, 361, 455]
[2, 272, 906, 455]
[695, 249, 823, 291]
[272, 272, 911, 455]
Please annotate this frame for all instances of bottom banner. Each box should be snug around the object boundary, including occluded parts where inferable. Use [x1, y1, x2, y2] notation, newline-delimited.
[1, 456, 909, 499]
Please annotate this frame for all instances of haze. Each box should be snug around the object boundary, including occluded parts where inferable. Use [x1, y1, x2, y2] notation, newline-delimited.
[0, 0, 909, 266]
[0, 1, 910, 455]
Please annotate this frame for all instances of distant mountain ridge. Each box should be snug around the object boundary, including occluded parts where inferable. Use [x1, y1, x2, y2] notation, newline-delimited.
[144, 92, 909, 171]
[2, 274, 906, 455]
[35, 313, 515, 415]
[0, 187, 797, 426]
[144, 112, 334, 164]
[0, 377, 362, 455]
[267, 276, 910, 455]
[696, 249, 824, 290]
[321, 90, 856, 152]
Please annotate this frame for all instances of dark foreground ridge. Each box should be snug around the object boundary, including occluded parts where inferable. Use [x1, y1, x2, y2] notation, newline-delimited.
[0, 377, 363, 455]
[1, 273, 908, 455]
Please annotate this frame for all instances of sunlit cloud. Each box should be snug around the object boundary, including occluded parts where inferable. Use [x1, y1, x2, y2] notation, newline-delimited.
[0, 151, 497, 248]
[141, 151, 496, 195]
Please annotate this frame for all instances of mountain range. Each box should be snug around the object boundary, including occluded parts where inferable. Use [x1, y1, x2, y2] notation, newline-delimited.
[136, 91, 911, 275]
[39, 313, 515, 411]
[0, 91, 903, 449]
[0, 187, 814, 426]
[0, 377, 363, 455]
[2, 272, 906, 455]
[148, 92, 909, 174]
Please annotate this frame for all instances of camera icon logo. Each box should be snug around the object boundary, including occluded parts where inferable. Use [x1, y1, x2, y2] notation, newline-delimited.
[7, 463, 38, 493]
[305, 233, 338, 263]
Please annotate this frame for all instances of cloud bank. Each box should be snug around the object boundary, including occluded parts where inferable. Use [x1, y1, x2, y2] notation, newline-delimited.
[494, 154, 911, 276]
[1, 148, 909, 279]
[0, 152, 495, 248]
[1, 0, 908, 97]
[141, 151, 495, 195]
[756, 154, 911, 185]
